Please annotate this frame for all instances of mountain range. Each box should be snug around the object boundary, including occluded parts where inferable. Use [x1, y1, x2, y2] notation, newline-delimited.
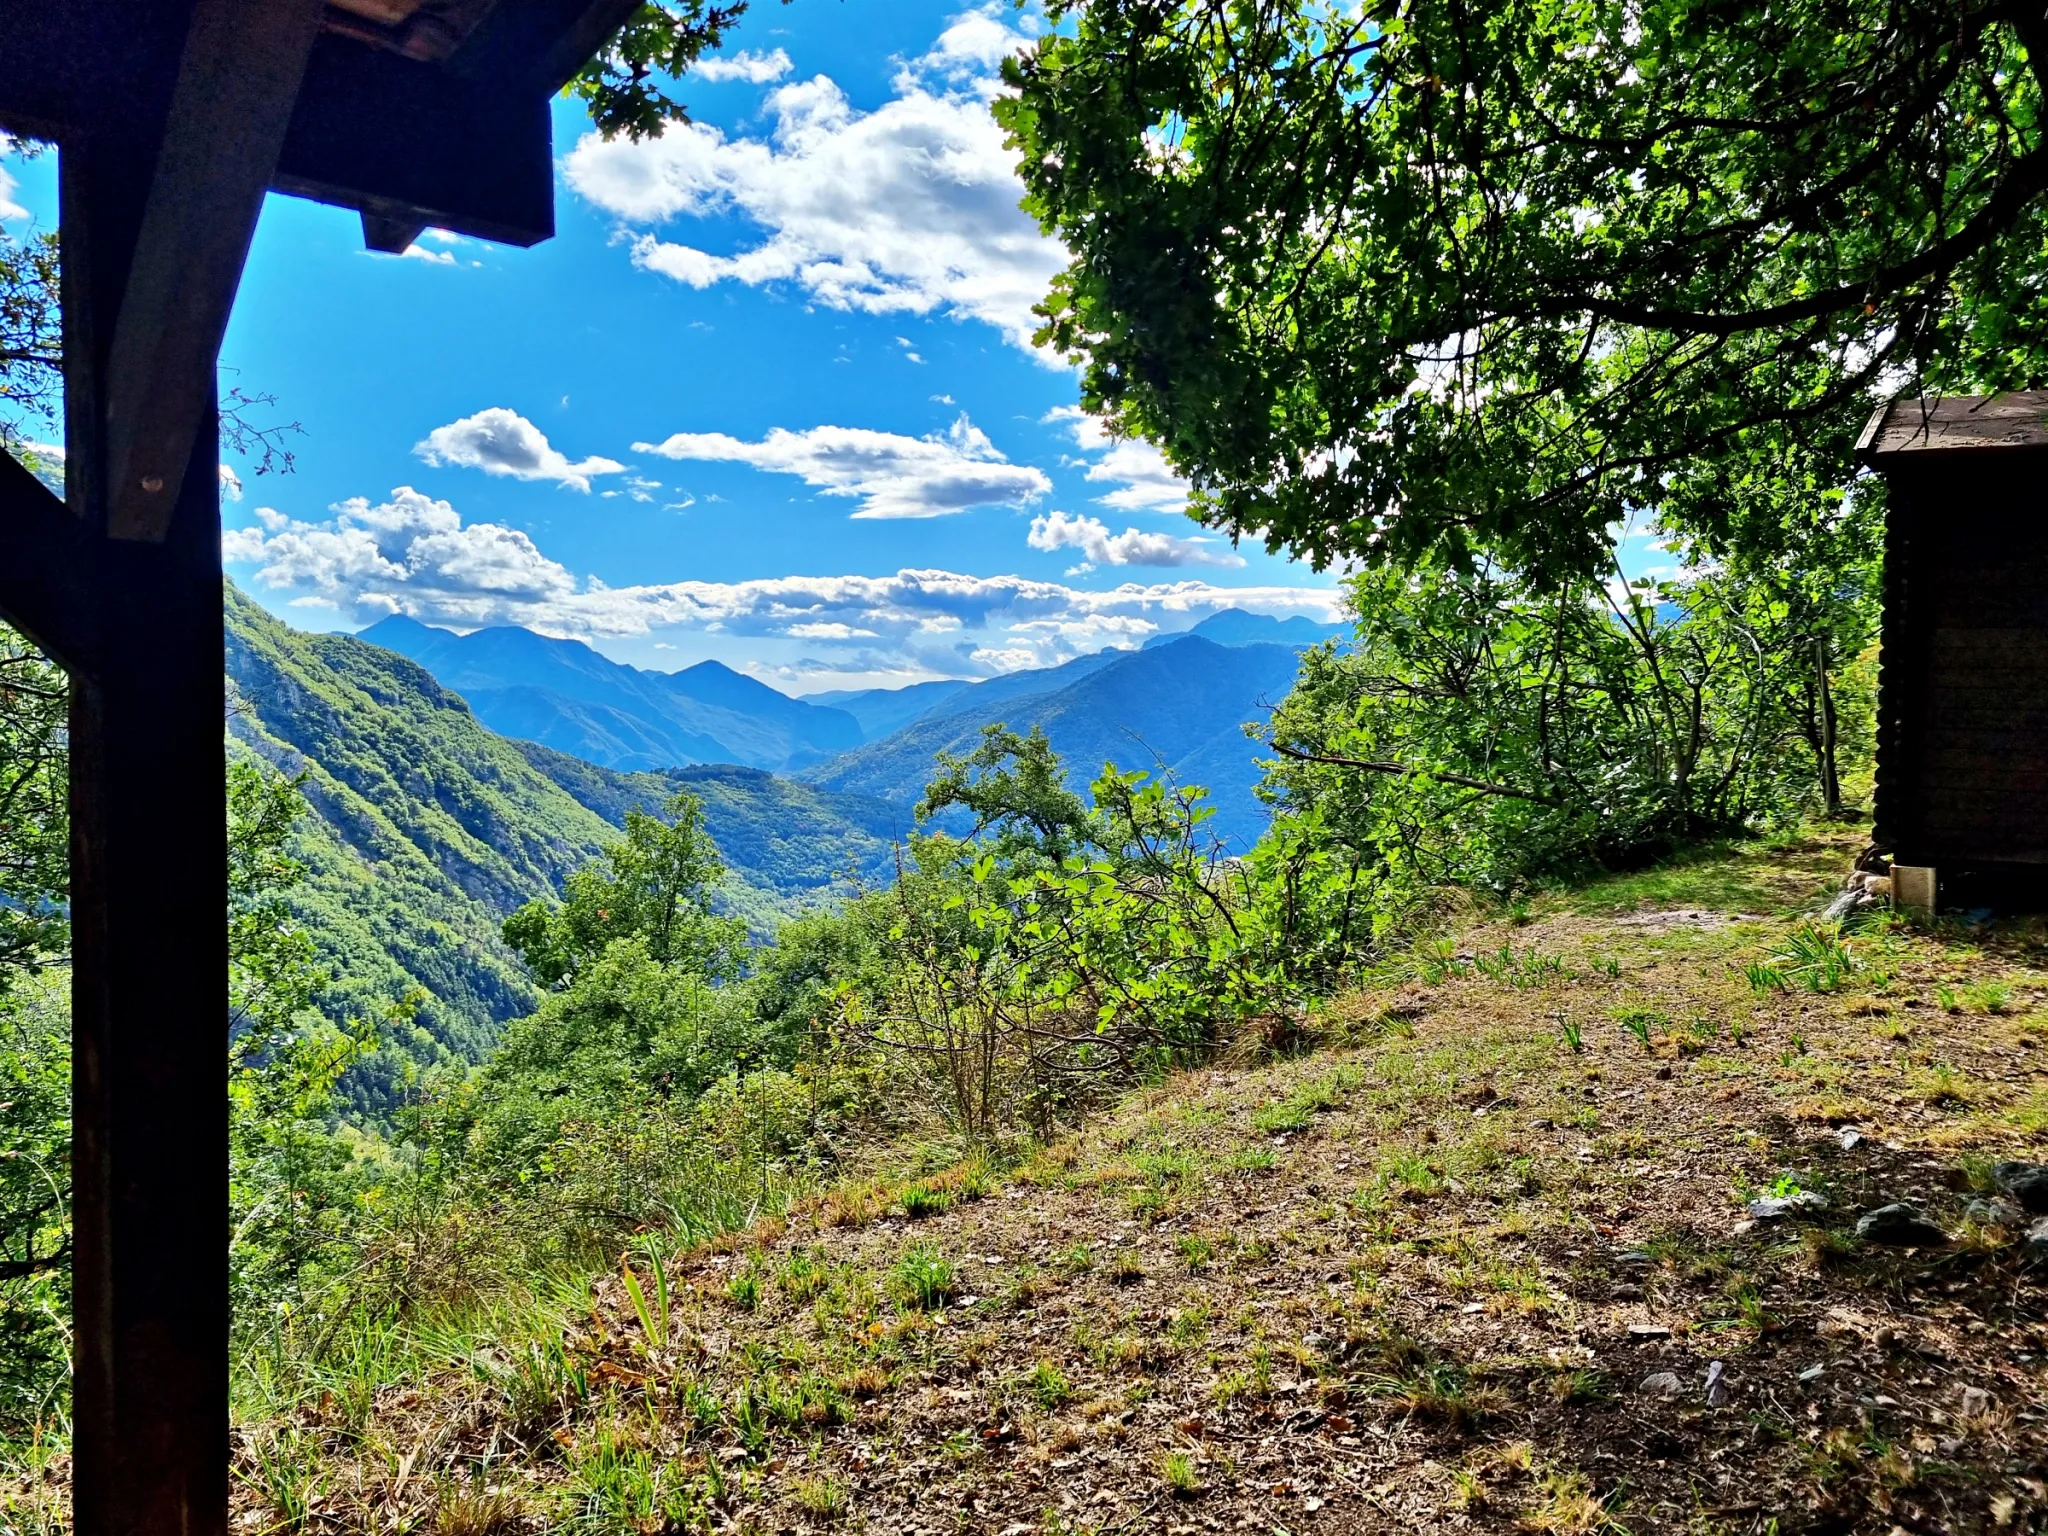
[798, 637, 1305, 847]
[346, 607, 1338, 851]
[359, 614, 865, 773]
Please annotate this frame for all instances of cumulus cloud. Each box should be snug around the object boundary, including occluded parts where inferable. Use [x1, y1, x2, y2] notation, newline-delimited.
[225, 488, 1338, 671]
[1028, 510, 1242, 569]
[635, 415, 1050, 519]
[563, 7, 1065, 350]
[693, 47, 794, 83]
[1043, 406, 1190, 514]
[223, 488, 580, 628]
[414, 408, 626, 492]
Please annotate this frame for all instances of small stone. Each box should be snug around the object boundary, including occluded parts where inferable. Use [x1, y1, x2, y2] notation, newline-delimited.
[2024, 1217, 2048, 1264]
[1654, 1065, 1673, 1080]
[1627, 1324, 1672, 1340]
[1639, 1371, 1685, 1398]
[1857, 1203, 1951, 1247]
[1963, 1197, 2025, 1227]
[1839, 1128, 1866, 1150]
[1798, 1364, 1825, 1383]
[1704, 1360, 1727, 1406]
[1991, 1162, 2048, 1214]
[1616, 1248, 1653, 1265]
[1731, 1219, 1758, 1236]
[1959, 1385, 1993, 1418]
[1747, 1190, 1828, 1221]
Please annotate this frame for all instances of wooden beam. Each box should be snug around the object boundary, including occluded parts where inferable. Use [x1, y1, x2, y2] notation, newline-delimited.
[102, 0, 322, 541]
[0, 449, 97, 674]
[0, 3, 562, 249]
[63, 131, 230, 1536]
[273, 35, 554, 249]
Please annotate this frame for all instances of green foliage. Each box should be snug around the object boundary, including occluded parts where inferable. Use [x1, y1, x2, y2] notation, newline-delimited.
[503, 790, 746, 988]
[1000, 0, 2048, 581]
[0, 630, 66, 981]
[1769, 924, 1857, 993]
[1258, 546, 1877, 899]
[890, 1246, 954, 1311]
[0, 225, 59, 444]
[568, 2, 760, 141]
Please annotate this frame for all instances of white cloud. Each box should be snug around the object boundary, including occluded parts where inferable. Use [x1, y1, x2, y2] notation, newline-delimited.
[635, 414, 1050, 519]
[226, 488, 1338, 672]
[219, 464, 244, 502]
[693, 47, 794, 83]
[0, 135, 27, 227]
[563, 6, 1065, 351]
[1044, 405, 1190, 513]
[1027, 510, 1242, 569]
[414, 408, 626, 492]
[397, 243, 456, 265]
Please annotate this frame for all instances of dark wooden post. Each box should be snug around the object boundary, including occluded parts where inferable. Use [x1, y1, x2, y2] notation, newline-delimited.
[62, 131, 230, 1536]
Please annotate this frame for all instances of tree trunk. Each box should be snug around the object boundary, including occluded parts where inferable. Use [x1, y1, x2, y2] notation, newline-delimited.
[1815, 637, 1842, 816]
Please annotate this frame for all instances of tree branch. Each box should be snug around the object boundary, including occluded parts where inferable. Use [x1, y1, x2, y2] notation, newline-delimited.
[1266, 739, 1560, 804]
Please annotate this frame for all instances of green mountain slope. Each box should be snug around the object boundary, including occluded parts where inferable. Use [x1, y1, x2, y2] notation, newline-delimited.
[222, 587, 904, 1111]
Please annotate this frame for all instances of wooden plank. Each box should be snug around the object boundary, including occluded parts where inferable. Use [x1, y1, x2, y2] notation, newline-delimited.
[0, 450, 97, 672]
[64, 130, 228, 1536]
[102, 0, 322, 541]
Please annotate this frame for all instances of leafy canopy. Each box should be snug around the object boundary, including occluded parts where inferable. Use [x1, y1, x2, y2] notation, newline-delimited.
[998, 0, 2048, 580]
[504, 790, 746, 988]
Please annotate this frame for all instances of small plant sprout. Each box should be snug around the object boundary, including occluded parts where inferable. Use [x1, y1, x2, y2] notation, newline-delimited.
[1160, 1450, 1201, 1496]
[891, 1245, 955, 1311]
[899, 1182, 953, 1219]
[724, 1266, 762, 1312]
[1964, 980, 2012, 1014]
[1770, 923, 1856, 993]
[1744, 960, 1789, 996]
[621, 1242, 671, 1348]
[1611, 1005, 1663, 1050]
[1559, 1016, 1585, 1053]
[1029, 1358, 1073, 1408]
[795, 1474, 848, 1519]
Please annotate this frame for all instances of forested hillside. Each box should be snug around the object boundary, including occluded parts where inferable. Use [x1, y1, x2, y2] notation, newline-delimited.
[224, 586, 903, 1108]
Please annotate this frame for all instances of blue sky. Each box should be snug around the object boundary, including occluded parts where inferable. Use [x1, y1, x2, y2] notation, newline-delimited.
[3, 2, 1357, 694]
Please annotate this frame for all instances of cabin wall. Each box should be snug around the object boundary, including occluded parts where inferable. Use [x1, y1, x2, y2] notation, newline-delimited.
[1878, 456, 2048, 875]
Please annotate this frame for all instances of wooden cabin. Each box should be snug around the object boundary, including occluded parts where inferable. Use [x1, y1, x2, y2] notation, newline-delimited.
[1859, 392, 2048, 909]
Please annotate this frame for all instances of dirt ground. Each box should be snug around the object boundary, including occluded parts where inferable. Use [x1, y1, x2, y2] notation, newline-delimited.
[228, 833, 2048, 1533]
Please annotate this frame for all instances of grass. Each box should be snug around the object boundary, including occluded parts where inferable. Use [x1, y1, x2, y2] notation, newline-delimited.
[1611, 1004, 1664, 1049]
[31, 825, 2047, 1536]
[1159, 1450, 1201, 1496]
[890, 1245, 954, 1311]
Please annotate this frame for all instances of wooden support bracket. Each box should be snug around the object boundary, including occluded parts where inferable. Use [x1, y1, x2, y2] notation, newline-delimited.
[102, 0, 322, 542]
[0, 448, 96, 674]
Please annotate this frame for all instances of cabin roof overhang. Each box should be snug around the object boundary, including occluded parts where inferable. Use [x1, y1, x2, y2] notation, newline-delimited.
[1858, 391, 2048, 461]
[0, 0, 640, 248]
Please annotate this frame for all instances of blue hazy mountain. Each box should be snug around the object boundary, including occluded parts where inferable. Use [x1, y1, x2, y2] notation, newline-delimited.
[358, 615, 863, 773]
[805, 679, 974, 742]
[1141, 608, 1346, 650]
[800, 637, 1304, 848]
